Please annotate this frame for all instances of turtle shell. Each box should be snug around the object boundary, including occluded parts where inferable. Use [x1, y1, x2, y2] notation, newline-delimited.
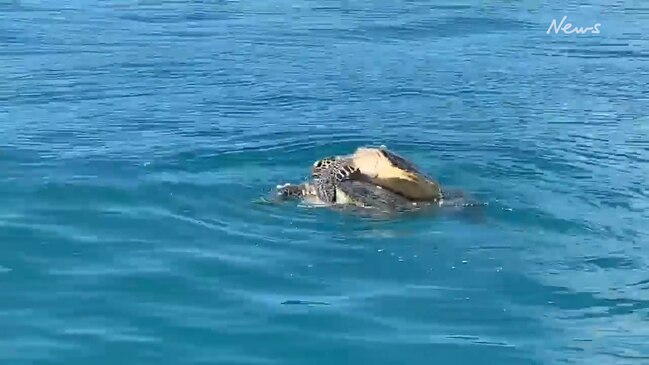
[348, 147, 442, 201]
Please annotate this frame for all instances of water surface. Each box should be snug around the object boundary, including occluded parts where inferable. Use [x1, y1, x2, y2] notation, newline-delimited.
[2, 1, 649, 364]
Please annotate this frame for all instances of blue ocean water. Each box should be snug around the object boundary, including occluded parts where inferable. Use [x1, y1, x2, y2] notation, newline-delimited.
[2, 0, 649, 364]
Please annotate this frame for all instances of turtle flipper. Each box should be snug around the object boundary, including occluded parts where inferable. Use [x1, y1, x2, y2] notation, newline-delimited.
[311, 156, 339, 179]
[314, 177, 336, 204]
[313, 159, 361, 204]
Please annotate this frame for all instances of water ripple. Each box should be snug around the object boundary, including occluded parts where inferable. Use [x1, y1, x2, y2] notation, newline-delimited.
[2, 0, 649, 364]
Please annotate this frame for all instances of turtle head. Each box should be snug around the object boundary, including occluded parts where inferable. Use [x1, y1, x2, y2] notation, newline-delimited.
[275, 183, 308, 201]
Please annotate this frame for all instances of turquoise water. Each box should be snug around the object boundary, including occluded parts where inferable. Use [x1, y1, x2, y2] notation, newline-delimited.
[2, 1, 649, 364]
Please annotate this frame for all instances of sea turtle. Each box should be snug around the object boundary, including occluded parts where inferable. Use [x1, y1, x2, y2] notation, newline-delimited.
[273, 147, 440, 211]
[311, 146, 443, 202]
[268, 146, 486, 218]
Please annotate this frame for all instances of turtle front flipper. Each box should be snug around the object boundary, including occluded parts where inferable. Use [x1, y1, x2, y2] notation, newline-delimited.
[311, 156, 339, 179]
[313, 159, 362, 204]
